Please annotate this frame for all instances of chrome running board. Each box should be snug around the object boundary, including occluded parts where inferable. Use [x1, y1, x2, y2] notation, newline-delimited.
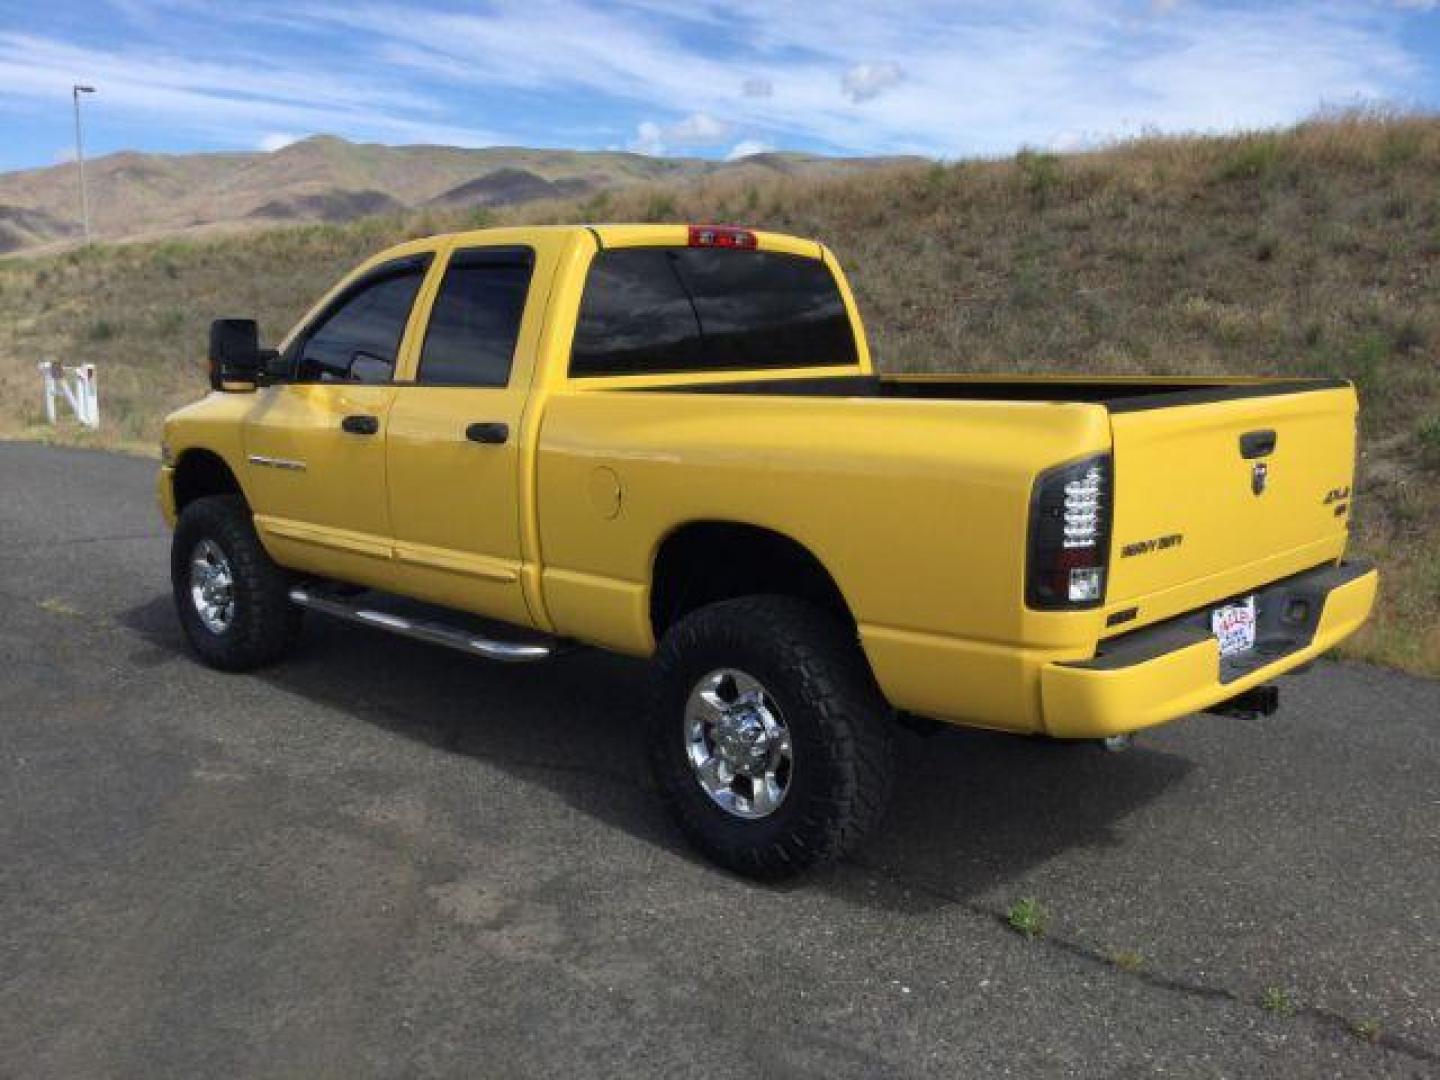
[289, 586, 556, 663]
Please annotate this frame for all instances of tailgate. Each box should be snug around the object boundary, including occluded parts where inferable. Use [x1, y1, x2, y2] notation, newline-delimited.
[1107, 385, 1357, 604]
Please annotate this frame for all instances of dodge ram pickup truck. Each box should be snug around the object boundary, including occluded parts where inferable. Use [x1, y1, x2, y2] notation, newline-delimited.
[159, 223, 1378, 878]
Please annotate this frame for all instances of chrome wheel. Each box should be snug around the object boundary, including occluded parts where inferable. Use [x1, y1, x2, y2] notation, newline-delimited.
[189, 538, 235, 634]
[684, 668, 793, 819]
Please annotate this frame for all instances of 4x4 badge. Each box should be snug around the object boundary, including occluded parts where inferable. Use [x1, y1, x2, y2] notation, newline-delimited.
[1252, 461, 1269, 496]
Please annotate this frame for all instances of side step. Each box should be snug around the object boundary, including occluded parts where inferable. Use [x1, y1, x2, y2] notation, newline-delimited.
[289, 586, 556, 663]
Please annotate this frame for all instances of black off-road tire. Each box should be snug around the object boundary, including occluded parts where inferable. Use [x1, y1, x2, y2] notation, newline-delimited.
[649, 596, 896, 879]
[171, 494, 302, 672]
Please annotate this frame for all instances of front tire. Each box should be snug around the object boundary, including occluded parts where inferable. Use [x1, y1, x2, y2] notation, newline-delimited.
[650, 596, 896, 879]
[171, 494, 302, 671]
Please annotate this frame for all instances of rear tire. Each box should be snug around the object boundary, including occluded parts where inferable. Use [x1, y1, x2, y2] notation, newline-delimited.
[171, 495, 302, 671]
[649, 596, 895, 879]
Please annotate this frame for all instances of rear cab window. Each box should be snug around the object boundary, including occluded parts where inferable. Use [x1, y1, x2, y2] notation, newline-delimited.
[570, 247, 858, 377]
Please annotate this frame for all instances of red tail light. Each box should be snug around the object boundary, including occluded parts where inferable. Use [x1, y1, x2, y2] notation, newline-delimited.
[688, 225, 757, 249]
[1026, 453, 1112, 609]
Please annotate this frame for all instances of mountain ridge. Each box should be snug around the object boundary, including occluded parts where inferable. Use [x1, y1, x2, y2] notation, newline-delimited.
[0, 135, 919, 255]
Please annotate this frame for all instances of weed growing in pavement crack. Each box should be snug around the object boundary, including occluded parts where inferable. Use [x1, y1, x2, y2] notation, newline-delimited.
[1006, 898, 1047, 939]
[1260, 986, 1297, 1017]
[1351, 1019, 1382, 1043]
[1109, 950, 1145, 973]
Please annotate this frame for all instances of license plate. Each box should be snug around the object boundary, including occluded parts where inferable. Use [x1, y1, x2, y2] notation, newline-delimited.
[1211, 596, 1257, 658]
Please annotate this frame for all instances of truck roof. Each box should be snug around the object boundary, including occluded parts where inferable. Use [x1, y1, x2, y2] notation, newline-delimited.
[369, 223, 826, 264]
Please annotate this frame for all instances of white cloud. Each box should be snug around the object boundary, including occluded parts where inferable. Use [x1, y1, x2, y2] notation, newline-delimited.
[667, 111, 731, 144]
[841, 62, 904, 103]
[741, 77, 773, 98]
[726, 138, 772, 160]
[258, 132, 300, 152]
[631, 120, 665, 155]
[630, 111, 732, 154]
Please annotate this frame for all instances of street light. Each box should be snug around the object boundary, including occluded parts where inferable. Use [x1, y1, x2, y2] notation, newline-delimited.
[72, 84, 96, 246]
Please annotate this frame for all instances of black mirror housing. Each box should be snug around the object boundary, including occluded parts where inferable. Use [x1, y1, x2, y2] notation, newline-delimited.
[208, 318, 263, 390]
[263, 349, 290, 380]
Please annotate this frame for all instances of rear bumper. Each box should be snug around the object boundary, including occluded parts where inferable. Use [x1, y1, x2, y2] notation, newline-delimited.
[1039, 560, 1377, 739]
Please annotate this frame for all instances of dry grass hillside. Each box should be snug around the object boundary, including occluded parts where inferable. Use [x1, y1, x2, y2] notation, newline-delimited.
[0, 112, 1435, 674]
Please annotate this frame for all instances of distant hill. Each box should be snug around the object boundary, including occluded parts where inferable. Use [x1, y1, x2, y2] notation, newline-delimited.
[247, 189, 405, 223]
[425, 168, 593, 209]
[0, 205, 76, 254]
[0, 135, 918, 255]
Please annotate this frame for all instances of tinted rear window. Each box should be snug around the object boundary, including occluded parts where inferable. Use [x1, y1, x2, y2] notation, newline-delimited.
[570, 248, 858, 377]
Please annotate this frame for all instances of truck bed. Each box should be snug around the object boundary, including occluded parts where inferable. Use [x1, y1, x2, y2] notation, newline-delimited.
[656, 373, 1348, 412]
[589, 369, 1361, 664]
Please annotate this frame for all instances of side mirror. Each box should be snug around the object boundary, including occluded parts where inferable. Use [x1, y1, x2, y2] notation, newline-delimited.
[208, 318, 263, 390]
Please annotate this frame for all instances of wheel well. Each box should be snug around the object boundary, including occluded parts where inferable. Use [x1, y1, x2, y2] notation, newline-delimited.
[172, 449, 243, 512]
[650, 522, 853, 642]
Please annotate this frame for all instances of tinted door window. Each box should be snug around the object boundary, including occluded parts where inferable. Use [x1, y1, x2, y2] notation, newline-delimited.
[295, 263, 427, 383]
[570, 248, 857, 376]
[418, 248, 534, 387]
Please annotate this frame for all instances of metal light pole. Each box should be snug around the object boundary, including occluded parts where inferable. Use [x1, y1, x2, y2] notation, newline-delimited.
[72, 84, 96, 245]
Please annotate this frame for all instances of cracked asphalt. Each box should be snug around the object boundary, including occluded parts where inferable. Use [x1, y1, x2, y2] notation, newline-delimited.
[2, 441, 1437, 1078]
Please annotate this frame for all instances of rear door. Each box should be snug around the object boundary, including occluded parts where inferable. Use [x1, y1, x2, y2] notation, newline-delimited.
[243, 254, 431, 590]
[1106, 385, 1358, 604]
[384, 243, 546, 626]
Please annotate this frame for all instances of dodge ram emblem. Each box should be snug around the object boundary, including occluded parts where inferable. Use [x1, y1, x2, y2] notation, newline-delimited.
[1251, 461, 1269, 496]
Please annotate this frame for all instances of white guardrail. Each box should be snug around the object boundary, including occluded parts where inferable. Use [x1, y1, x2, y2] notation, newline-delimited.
[38, 361, 100, 429]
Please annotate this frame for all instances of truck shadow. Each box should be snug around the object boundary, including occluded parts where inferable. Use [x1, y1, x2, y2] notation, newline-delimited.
[853, 731, 1192, 915]
[121, 595, 1192, 913]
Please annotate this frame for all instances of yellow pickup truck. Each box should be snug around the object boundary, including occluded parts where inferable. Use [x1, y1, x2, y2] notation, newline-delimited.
[159, 223, 1377, 877]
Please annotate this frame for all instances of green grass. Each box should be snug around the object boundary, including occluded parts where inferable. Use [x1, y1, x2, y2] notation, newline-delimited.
[1216, 135, 1285, 182]
[2, 111, 1438, 675]
[83, 318, 116, 342]
[1351, 1018, 1382, 1043]
[1006, 898, 1047, 939]
[1417, 414, 1440, 469]
[1109, 950, 1145, 973]
[1015, 149, 1063, 206]
[1260, 986, 1297, 1017]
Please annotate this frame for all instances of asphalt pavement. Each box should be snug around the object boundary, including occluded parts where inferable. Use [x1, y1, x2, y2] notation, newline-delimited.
[1, 441, 1437, 1078]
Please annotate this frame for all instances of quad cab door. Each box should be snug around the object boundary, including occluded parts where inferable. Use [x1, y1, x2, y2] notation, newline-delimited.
[242, 251, 434, 591]
[384, 235, 560, 627]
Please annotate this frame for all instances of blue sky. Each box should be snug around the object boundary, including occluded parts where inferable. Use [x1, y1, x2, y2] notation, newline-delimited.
[1, 0, 1438, 172]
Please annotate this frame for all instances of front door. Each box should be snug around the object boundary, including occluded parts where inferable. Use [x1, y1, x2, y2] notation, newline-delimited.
[385, 244, 540, 627]
[243, 254, 431, 590]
